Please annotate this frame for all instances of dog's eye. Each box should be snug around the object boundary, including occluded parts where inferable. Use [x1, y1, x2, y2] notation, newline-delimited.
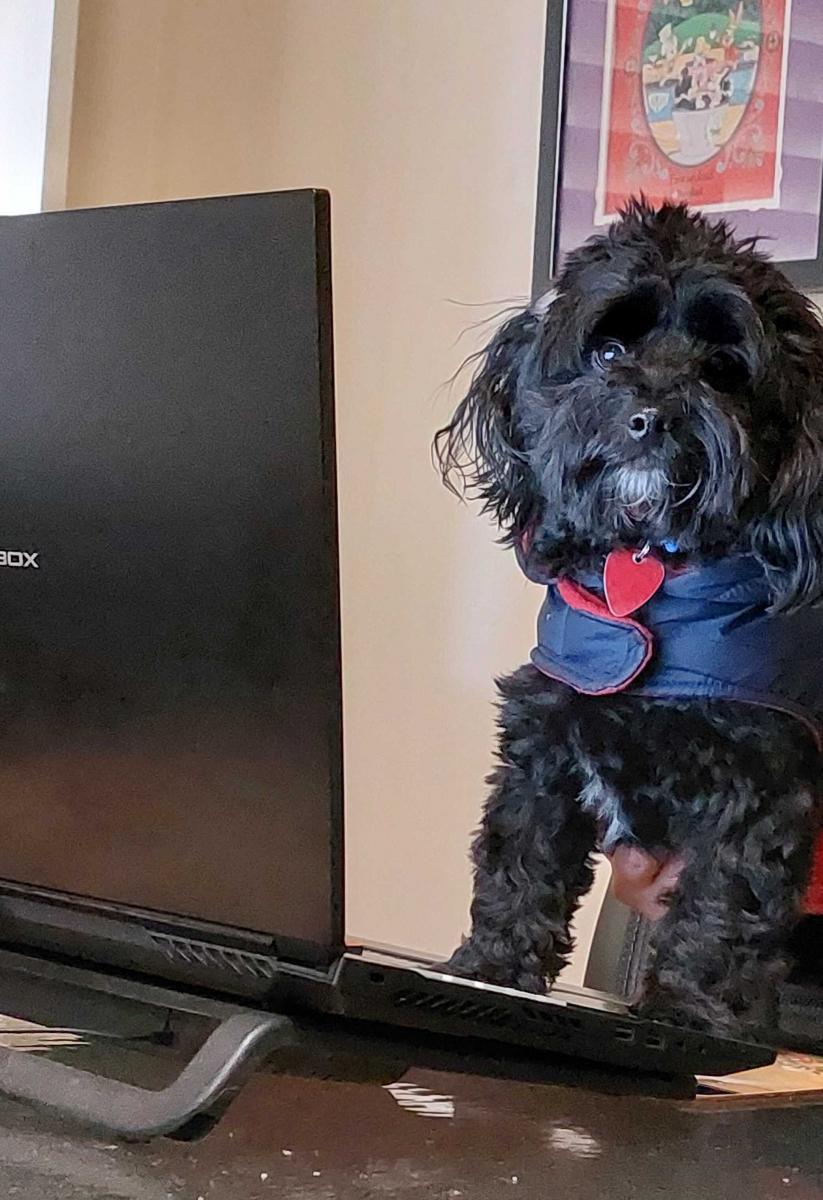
[592, 340, 626, 370]
[703, 349, 750, 392]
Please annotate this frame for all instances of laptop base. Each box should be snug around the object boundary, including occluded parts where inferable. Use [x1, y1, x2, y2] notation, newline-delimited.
[0, 879, 776, 1087]
[332, 949, 775, 1079]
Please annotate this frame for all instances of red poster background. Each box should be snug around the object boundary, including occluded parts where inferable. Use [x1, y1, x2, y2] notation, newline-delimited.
[598, 0, 789, 218]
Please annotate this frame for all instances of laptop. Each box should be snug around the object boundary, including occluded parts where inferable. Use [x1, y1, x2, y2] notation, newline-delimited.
[0, 190, 770, 1079]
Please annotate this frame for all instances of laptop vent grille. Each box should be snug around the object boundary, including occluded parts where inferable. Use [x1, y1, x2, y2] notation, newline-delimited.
[149, 933, 278, 980]
[391, 988, 511, 1028]
[519, 1004, 584, 1031]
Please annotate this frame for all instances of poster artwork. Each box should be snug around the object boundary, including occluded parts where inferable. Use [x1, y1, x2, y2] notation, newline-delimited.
[595, 0, 792, 222]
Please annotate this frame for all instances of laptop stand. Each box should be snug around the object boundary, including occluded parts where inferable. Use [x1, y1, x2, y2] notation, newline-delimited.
[0, 1005, 296, 1142]
[0, 947, 300, 1141]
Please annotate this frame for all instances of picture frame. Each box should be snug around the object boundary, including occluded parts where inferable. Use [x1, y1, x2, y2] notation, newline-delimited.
[534, 0, 823, 294]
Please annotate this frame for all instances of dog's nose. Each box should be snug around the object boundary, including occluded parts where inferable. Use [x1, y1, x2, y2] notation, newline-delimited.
[628, 407, 666, 441]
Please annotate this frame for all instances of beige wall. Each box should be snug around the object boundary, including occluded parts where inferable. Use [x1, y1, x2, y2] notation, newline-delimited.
[65, 0, 609, 978]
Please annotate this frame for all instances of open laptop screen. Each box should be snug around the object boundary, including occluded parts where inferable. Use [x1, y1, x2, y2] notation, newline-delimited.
[0, 191, 342, 961]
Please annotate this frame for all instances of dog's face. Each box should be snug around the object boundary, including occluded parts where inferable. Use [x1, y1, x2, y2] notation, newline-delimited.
[437, 201, 823, 609]
[518, 268, 761, 553]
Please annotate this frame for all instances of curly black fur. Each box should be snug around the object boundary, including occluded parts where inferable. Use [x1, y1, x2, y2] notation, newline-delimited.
[435, 201, 823, 1035]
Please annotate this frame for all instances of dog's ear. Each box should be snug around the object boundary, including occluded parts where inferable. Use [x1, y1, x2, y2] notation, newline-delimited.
[434, 301, 547, 539]
[749, 296, 823, 611]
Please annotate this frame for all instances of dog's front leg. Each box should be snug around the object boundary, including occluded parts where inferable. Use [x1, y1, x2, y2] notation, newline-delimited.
[445, 742, 597, 994]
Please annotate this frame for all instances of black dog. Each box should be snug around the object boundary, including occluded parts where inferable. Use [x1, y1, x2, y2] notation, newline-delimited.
[435, 201, 823, 1035]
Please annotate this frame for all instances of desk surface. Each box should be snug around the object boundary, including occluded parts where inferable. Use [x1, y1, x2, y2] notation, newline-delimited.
[0, 952, 816, 1200]
[1, 1038, 822, 1200]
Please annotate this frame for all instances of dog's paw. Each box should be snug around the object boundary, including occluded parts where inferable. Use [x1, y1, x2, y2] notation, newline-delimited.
[631, 986, 749, 1038]
[433, 945, 548, 995]
[630, 997, 706, 1031]
[630, 981, 706, 1030]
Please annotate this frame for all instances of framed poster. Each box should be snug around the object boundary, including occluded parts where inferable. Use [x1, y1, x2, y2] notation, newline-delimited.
[534, 0, 823, 291]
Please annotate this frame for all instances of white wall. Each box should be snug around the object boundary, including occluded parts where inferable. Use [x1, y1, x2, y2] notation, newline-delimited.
[0, 0, 54, 214]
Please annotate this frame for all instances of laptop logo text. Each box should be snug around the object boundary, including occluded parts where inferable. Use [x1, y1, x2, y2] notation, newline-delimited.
[0, 551, 39, 569]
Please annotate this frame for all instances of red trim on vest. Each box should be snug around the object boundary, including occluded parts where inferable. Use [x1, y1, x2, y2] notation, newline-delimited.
[548, 578, 655, 695]
[804, 836, 823, 915]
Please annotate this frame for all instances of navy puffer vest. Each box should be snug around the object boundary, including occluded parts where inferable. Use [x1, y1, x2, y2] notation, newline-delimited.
[518, 548, 823, 748]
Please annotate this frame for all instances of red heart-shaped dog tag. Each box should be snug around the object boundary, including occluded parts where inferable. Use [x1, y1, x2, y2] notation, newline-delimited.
[603, 548, 665, 617]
